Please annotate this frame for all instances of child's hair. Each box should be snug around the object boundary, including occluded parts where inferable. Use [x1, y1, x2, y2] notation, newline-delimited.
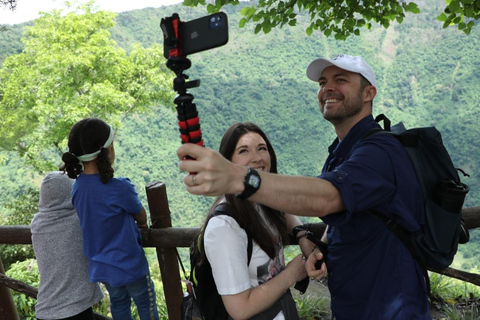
[61, 118, 114, 184]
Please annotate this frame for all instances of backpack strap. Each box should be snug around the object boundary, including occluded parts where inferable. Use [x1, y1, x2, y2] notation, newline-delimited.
[212, 202, 253, 265]
[369, 211, 431, 295]
[359, 114, 431, 295]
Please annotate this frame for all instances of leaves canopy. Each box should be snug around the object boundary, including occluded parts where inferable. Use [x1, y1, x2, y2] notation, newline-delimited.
[0, 1, 174, 170]
[184, 0, 479, 39]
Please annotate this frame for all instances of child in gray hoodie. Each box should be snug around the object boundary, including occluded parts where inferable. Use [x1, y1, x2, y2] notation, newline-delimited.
[31, 171, 103, 319]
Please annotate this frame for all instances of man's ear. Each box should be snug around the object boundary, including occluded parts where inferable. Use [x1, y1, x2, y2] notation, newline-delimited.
[364, 85, 377, 104]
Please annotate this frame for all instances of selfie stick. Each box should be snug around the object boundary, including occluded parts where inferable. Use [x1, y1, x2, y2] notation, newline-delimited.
[162, 14, 204, 147]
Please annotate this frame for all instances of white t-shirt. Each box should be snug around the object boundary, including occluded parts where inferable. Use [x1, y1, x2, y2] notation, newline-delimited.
[204, 206, 286, 319]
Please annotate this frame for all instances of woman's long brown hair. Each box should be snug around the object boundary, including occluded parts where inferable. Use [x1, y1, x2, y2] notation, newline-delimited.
[199, 122, 288, 263]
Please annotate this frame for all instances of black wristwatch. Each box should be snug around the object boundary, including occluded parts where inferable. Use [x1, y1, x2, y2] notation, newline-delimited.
[236, 166, 261, 199]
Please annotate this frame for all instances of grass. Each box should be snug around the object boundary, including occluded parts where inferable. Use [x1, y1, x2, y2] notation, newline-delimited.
[429, 272, 480, 300]
[428, 272, 480, 320]
[295, 294, 330, 320]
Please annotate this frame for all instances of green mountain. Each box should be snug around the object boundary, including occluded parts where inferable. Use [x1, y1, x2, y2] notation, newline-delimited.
[0, 0, 479, 269]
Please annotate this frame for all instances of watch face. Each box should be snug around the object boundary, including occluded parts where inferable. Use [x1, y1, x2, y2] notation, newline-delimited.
[248, 175, 260, 188]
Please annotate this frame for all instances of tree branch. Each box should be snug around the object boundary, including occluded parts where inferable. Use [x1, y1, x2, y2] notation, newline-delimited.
[431, 267, 480, 287]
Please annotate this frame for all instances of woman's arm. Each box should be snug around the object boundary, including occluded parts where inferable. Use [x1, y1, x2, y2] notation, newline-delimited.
[221, 254, 306, 320]
[206, 216, 307, 319]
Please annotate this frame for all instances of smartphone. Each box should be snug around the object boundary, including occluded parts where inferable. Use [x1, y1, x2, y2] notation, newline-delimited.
[162, 12, 228, 59]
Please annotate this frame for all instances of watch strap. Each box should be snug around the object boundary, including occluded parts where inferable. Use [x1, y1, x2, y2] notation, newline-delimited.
[236, 166, 261, 199]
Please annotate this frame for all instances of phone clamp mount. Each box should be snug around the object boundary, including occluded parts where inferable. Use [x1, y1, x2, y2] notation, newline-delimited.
[161, 14, 204, 147]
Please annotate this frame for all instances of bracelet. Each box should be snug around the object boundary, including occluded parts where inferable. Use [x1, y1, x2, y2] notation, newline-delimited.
[297, 233, 309, 241]
[292, 225, 308, 238]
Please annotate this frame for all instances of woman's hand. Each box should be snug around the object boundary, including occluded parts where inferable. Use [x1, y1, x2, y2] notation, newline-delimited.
[285, 254, 308, 283]
[222, 254, 307, 319]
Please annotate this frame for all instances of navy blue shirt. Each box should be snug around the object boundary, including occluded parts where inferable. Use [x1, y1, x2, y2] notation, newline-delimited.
[319, 115, 431, 319]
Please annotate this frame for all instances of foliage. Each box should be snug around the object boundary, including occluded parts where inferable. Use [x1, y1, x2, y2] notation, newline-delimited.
[0, 0, 16, 11]
[429, 272, 480, 300]
[0, 0, 478, 250]
[0, 0, 174, 171]
[437, 0, 480, 35]
[184, 0, 479, 38]
[4, 255, 169, 319]
[0, 187, 37, 269]
[184, 0, 420, 40]
[431, 272, 480, 320]
[5, 259, 38, 320]
[443, 303, 480, 320]
[0, 2, 480, 317]
[295, 294, 330, 320]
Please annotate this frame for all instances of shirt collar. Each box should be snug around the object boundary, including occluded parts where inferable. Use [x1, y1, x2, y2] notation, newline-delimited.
[328, 115, 380, 162]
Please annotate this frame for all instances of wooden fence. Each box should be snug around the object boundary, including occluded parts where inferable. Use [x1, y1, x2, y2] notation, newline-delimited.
[1, 181, 480, 319]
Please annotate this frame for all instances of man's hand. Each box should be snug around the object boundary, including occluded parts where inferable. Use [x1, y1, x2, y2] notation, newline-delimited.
[306, 248, 327, 280]
[177, 143, 246, 196]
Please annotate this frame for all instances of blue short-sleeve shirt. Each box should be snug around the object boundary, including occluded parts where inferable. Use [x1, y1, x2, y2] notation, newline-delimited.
[72, 174, 148, 287]
[319, 115, 431, 319]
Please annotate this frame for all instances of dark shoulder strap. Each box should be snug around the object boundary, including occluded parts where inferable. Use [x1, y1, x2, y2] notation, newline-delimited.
[360, 113, 391, 140]
[359, 114, 432, 294]
[370, 210, 431, 294]
[212, 203, 253, 265]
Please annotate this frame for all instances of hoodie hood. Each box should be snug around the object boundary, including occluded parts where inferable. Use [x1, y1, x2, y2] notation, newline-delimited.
[31, 172, 78, 233]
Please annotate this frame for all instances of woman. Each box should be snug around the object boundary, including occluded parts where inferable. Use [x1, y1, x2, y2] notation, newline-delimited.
[197, 122, 313, 320]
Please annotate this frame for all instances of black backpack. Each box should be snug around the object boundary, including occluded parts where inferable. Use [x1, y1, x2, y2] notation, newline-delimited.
[182, 202, 252, 320]
[363, 114, 470, 293]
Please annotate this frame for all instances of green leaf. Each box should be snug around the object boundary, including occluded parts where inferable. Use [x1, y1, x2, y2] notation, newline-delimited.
[263, 23, 272, 34]
[239, 17, 247, 28]
[240, 7, 250, 15]
[405, 2, 420, 14]
[447, 0, 461, 13]
[437, 12, 448, 22]
[306, 25, 313, 36]
[252, 14, 262, 22]
[206, 4, 217, 13]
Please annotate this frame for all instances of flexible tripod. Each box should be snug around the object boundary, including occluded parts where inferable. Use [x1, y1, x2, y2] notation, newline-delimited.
[162, 13, 204, 147]
[166, 56, 204, 147]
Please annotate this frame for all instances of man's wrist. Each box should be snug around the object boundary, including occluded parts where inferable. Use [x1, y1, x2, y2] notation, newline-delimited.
[236, 166, 261, 199]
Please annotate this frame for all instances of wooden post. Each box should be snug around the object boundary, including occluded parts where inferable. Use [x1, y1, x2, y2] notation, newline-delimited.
[0, 257, 20, 320]
[145, 182, 182, 320]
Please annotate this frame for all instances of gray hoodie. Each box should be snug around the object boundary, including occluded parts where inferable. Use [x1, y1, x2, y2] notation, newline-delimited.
[31, 171, 103, 319]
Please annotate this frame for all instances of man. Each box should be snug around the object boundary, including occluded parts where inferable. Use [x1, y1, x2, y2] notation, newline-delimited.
[177, 54, 431, 319]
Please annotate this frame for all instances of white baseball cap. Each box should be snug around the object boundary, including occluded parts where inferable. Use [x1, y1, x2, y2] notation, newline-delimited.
[306, 54, 376, 86]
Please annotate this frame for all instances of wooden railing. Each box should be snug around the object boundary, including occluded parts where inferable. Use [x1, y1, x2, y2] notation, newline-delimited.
[1, 181, 480, 319]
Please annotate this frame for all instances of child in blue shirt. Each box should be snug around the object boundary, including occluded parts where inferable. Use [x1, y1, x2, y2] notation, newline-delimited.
[61, 118, 159, 320]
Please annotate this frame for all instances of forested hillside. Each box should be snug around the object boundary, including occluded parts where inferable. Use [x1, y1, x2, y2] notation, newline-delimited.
[0, 0, 479, 269]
